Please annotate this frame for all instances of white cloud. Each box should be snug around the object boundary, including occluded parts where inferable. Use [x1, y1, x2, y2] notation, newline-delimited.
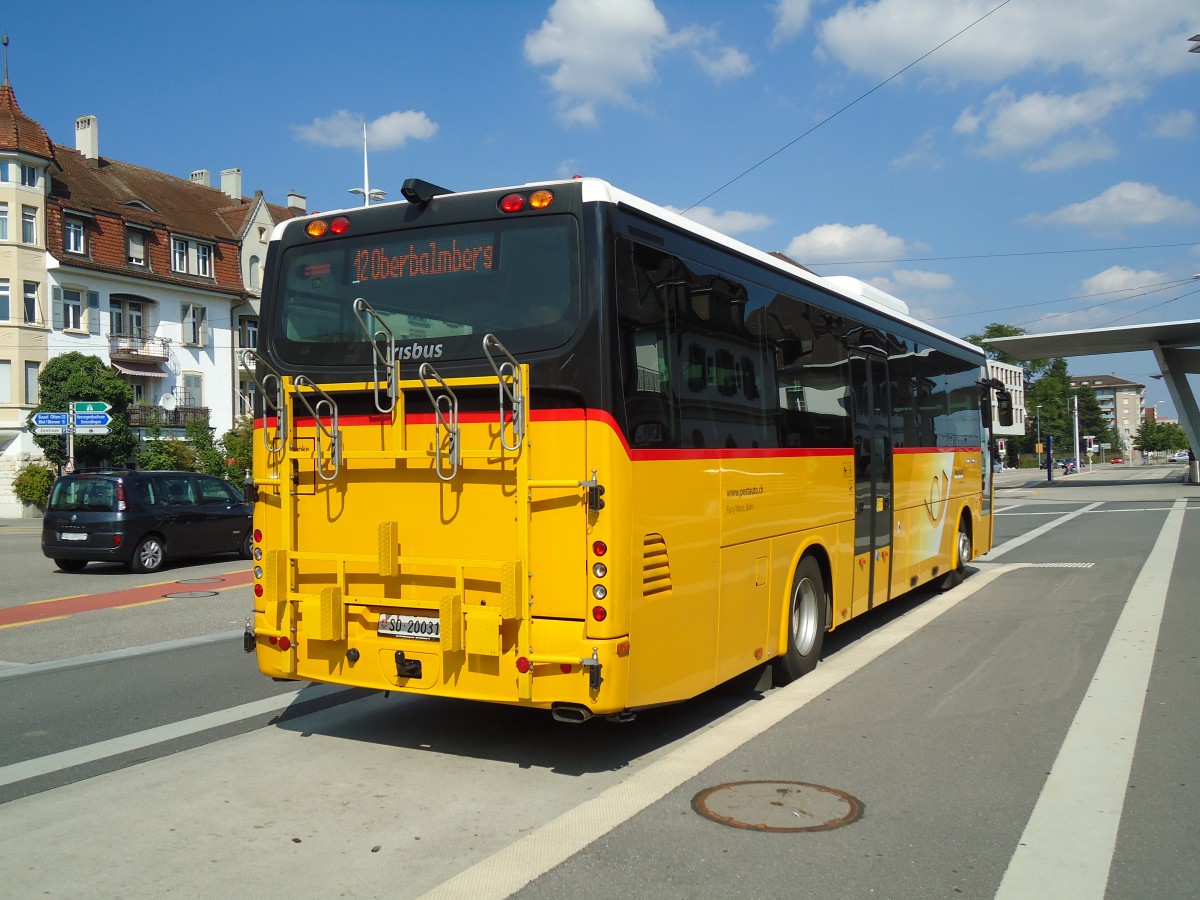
[1149, 109, 1196, 139]
[770, 0, 814, 48]
[784, 223, 909, 264]
[817, 0, 1196, 83]
[664, 205, 773, 235]
[892, 129, 943, 170]
[292, 109, 438, 150]
[1022, 136, 1117, 172]
[891, 269, 954, 290]
[524, 0, 749, 126]
[954, 86, 1139, 159]
[692, 45, 753, 81]
[1077, 266, 1167, 297]
[1028, 182, 1200, 230]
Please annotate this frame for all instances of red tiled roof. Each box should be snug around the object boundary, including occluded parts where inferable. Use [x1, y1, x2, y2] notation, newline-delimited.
[0, 83, 56, 161]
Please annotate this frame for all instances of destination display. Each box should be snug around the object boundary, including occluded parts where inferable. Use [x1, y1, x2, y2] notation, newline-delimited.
[350, 233, 496, 284]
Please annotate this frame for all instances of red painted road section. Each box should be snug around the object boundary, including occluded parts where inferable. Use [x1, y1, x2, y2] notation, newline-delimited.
[0, 568, 253, 627]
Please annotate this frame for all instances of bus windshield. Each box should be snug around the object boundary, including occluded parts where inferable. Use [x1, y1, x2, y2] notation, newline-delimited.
[271, 215, 581, 365]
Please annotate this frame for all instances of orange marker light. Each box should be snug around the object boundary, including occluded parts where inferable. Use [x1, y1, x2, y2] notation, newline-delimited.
[529, 190, 554, 209]
[305, 220, 329, 238]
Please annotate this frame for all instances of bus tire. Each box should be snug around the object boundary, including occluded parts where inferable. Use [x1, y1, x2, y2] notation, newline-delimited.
[772, 556, 828, 686]
[938, 518, 971, 591]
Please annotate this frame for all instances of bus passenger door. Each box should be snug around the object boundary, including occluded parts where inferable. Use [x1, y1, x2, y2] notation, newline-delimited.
[850, 350, 893, 617]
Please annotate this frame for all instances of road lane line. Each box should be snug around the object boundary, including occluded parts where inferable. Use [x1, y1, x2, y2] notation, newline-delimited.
[419, 563, 1016, 900]
[0, 630, 242, 678]
[996, 497, 1185, 899]
[982, 501, 1102, 560]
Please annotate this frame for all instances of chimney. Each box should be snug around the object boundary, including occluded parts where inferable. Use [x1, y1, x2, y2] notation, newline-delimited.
[220, 167, 243, 200]
[287, 190, 307, 212]
[189, 169, 211, 187]
[75, 115, 99, 160]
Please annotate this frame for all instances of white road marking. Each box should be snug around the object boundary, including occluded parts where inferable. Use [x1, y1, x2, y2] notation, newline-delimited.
[418, 564, 1015, 900]
[982, 502, 1102, 560]
[995, 497, 1185, 898]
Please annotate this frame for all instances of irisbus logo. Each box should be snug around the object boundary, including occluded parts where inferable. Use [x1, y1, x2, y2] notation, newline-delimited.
[397, 343, 444, 360]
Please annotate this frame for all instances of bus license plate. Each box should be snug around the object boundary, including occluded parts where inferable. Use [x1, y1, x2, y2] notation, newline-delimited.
[378, 612, 439, 641]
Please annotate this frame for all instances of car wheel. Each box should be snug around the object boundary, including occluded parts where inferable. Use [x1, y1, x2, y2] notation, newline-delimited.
[240, 530, 253, 560]
[55, 559, 87, 572]
[772, 556, 828, 686]
[130, 535, 166, 573]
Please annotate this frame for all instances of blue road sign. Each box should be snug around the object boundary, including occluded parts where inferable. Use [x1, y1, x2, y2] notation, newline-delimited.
[32, 412, 69, 427]
[75, 412, 112, 427]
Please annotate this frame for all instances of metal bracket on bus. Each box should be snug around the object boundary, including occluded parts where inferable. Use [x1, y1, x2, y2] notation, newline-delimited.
[292, 376, 342, 482]
[418, 362, 460, 481]
[482, 333, 525, 452]
[351, 298, 398, 414]
[580, 470, 605, 512]
[580, 647, 603, 692]
[239, 349, 286, 453]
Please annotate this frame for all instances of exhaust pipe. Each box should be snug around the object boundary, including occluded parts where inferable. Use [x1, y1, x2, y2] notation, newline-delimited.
[551, 703, 593, 724]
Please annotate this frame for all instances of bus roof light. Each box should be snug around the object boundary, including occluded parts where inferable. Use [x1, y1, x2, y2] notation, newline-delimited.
[330, 216, 350, 235]
[529, 190, 554, 209]
[305, 220, 329, 238]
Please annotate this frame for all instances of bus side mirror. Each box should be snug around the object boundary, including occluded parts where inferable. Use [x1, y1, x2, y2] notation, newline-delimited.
[996, 390, 1014, 428]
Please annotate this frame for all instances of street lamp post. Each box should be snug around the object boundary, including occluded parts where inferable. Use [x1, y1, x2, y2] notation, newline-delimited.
[1036, 405, 1042, 468]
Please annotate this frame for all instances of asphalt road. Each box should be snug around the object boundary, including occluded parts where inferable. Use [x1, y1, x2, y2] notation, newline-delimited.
[0, 463, 1196, 899]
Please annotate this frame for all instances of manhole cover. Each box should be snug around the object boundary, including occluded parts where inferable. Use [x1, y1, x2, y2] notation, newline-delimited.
[162, 591, 220, 599]
[692, 780, 863, 833]
[176, 577, 225, 584]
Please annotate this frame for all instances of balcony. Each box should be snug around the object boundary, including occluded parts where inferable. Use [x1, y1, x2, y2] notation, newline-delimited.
[129, 405, 210, 429]
[109, 330, 170, 363]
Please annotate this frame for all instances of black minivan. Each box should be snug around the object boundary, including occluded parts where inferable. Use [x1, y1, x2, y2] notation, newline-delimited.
[42, 470, 252, 573]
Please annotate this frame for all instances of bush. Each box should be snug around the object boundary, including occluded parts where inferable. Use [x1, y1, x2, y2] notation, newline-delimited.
[14, 462, 57, 508]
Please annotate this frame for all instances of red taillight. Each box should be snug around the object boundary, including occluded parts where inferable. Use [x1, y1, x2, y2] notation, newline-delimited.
[278, 636, 292, 651]
[254, 584, 263, 597]
[253, 528, 262, 543]
[592, 541, 607, 557]
[499, 193, 526, 213]
[516, 656, 531, 673]
[330, 216, 350, 235]
[116, 482, 127, 512]
[592, 606, 607, 621]
[560, 663, 573, 673]
[113, 535, 122, 548]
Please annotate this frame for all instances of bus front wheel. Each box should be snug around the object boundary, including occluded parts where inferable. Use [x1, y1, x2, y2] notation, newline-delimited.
[773, 556, 828, 686]
[938, 520, 971, 591]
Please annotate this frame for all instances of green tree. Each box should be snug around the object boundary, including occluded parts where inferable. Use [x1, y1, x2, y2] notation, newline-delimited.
[965, 323, 1051, 380]
[29, 352, 136, 468]
[219, 416, 254, 484]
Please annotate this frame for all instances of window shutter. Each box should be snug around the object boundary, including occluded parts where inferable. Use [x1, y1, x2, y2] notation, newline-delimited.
[52, 286, 63, 329]
[199, 307, 210, 345]
[182, 304, 194, 344]
[87, 291, 101, 334]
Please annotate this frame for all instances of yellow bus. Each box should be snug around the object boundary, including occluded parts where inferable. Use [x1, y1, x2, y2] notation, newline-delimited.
[243, 177, 1011, 722]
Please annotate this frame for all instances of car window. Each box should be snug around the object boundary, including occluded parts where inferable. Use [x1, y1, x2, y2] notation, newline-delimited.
[197, 477, 237, 505]
[49, 477, 116, 512]
[155, 475, 196, 506]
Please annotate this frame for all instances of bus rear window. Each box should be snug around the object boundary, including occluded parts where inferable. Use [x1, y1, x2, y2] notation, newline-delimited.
[273, 215, 580, 364]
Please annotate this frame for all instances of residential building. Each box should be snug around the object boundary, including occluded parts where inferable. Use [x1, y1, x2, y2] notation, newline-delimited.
[1069, 374, 1145, 458]
[0, 73, 304, 515]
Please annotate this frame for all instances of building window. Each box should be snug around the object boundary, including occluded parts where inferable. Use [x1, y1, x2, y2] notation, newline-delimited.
[181, 371, 204, 408]
[182, 303, 208, 346]
[249, 255, 260, 289]
[0, 201, 8, 240]
[196, 244, 212, 277]
[63, 289, 83, 330]
[127, 230, 146, 266]
[65, 218, 86, 254]
[23, 282, 39, 324]
[239, 316, 258, 349]
[22, 206, 37, 244]
[0, 361, 11, 404]
[0, 279, 8, 320]
[20, 165, 39, 187]
[25, 361, 39, 404]
[110, 298, 144, 337]
[172, 238, 188, 272]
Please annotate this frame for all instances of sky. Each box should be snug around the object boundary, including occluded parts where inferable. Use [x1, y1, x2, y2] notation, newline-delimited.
[8, 0, 1199, 416]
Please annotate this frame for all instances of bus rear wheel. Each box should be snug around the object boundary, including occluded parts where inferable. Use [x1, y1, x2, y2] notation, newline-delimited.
[773, 556, 828, 686]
